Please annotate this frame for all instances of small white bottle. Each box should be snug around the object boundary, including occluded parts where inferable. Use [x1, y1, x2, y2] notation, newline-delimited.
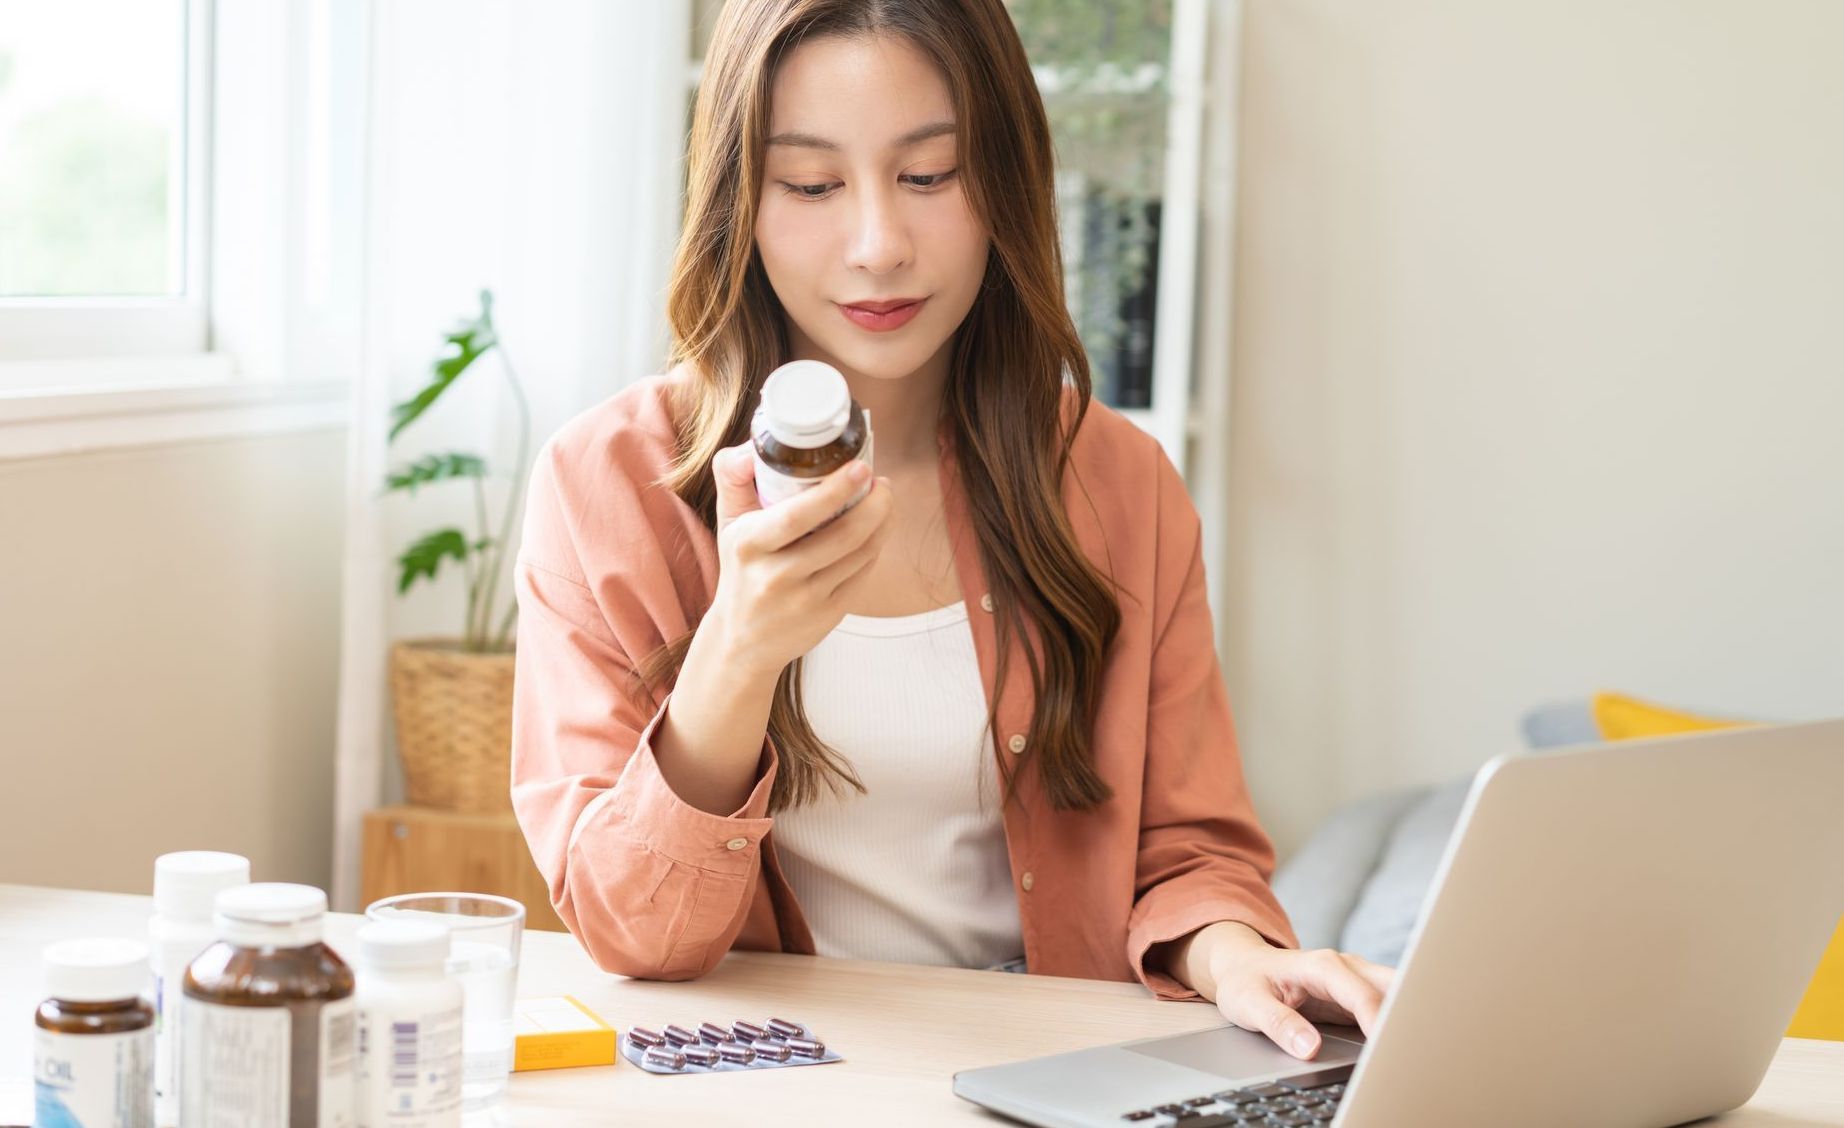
[148, 851, 249, 1127]
[354, 921, 463, 1128]
[34, 938, 155, 1128]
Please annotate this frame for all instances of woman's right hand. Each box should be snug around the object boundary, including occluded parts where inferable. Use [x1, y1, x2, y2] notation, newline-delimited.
[702, 441, 894, 677]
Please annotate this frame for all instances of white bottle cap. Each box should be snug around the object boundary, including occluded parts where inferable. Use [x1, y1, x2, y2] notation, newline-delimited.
[357, 920, 451, 970]
[759, 360, 852, 449]
[44, 938, 152, 1003]
[214, 883, 326, 948]
[154, 851, 252, 922]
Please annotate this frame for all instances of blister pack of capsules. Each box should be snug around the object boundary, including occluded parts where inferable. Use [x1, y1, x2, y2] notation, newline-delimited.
[622, 1016, 844, 1074]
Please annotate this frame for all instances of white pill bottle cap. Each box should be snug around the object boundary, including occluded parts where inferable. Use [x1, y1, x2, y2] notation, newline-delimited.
[758, 360, 851, 448]
[356, 920, 450, 971]
[213, 883, 327, 948]
[44, 938, 151, 1003]
[154, 851, 251, 923]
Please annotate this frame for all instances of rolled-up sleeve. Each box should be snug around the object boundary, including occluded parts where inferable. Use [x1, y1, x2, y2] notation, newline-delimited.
[510, 444, 774, 980]
[1126, 450, 1299, 1001]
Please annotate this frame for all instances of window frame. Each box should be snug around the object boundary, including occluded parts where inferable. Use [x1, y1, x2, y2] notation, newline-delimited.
[0, 0, 363, 459]
[0, 0, 213, 364]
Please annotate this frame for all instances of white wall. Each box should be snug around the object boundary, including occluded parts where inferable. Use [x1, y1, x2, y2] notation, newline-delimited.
[1223, 0, 1844, 853]
[0, 430, 346, 893]
[330, 0, 689, 905]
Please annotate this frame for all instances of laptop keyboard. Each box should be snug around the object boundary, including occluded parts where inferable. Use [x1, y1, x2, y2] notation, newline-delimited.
[1117, 1061, 1353, 1126]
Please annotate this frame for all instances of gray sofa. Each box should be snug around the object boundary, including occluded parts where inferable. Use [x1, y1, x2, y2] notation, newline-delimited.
[1270, 700, 1603, 965]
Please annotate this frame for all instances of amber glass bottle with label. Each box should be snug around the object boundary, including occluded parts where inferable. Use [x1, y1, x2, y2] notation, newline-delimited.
[752, 359, 874, 509]
[182, 883, 356, 1127]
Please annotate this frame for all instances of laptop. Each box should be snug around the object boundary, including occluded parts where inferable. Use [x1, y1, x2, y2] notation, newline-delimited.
[954, 718, 1844, 1127]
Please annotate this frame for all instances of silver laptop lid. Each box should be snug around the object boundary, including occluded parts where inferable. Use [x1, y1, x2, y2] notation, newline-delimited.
[953, 719, 1844, 1128]
[1339, 718, 1844, 1127]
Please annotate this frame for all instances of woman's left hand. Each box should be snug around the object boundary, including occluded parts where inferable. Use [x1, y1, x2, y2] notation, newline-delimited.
[1164, 921, 1397, 1060]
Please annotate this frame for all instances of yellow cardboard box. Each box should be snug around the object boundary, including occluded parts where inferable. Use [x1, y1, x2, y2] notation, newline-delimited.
[514, 996, 618, 1071]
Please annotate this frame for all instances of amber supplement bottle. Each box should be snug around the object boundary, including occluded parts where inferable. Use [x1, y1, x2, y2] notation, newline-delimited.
[751, 360, 874, 509]
[181, 883, 356, 1127]
[34, 938, 155, 1128]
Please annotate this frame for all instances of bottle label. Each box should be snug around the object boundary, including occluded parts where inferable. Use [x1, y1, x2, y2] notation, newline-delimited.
[753, 408, 875, 509]
[153, 970, 168, 1100]
[34, 1025, 154, 1128]
[152, 969, 178, 1124]
[180, 996, 356, 1128]
[357, 1000, 462, 1126]
[151, 924, 214, 1127]
[181, 998, 289, 1126]
[319, 997, 357, 1128]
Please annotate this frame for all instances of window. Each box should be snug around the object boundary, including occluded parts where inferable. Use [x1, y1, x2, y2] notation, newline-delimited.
[0, 0, 210, 361]
[0, 0, 358, 459]
[1015, 0, 1173, 414]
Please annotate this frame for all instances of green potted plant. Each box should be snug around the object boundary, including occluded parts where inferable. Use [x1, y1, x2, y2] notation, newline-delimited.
[385, 289, 531, 814]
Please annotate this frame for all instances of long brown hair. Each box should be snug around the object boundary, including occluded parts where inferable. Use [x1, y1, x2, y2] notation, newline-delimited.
[635, 0, 1122, 813]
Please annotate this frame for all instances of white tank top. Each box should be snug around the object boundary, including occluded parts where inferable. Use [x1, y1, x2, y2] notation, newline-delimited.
[773, 600, 1026, 970]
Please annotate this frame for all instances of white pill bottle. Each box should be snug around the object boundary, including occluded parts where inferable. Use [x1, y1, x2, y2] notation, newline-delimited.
[148, 850, 249, 1127]
[354, 921, 463, 1128]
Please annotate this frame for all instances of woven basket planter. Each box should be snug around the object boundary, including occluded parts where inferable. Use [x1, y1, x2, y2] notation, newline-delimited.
[389, 639, 515, 814]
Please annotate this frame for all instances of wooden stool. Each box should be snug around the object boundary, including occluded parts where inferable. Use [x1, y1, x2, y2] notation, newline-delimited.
[361, 805, 567, 933]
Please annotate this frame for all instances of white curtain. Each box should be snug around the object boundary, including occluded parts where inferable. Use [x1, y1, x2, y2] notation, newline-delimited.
[331, 0, 691, 909]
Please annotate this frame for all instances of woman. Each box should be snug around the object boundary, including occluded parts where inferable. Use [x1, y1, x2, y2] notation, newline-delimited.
[510, 0, 1393, 1062]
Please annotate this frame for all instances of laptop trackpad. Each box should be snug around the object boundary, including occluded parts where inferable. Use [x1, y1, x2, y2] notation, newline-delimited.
[1125, 1026, 1363, 1082]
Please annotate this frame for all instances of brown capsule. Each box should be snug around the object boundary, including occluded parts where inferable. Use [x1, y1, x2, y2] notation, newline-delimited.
[717, 1041, 757, 1065]
[733, 1019, 769, 1042]
[752, 1040, 792, 1063]
[765, 1016, 806, 1039]
[697, 1021, 733, 1045]
[662, 1024, 697, 1046]
[787, 1037, 825, 1059]
[644, 1046, 687, 1071]
[627, 1027, 666, 1049]
[682, 1043, 720, 1067]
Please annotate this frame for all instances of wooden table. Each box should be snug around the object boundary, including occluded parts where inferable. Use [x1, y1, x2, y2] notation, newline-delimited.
[4, 884, 1842, 1126]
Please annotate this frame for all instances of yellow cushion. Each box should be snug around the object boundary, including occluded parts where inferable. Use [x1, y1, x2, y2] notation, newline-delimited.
[1591, 691, 1744, 740]
[1788, 925, 1844, 1040]
[1589, 692, 1843, 1041]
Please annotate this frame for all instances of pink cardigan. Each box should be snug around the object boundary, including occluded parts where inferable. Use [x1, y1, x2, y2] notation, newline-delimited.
[509, 371, 1298, 1001]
